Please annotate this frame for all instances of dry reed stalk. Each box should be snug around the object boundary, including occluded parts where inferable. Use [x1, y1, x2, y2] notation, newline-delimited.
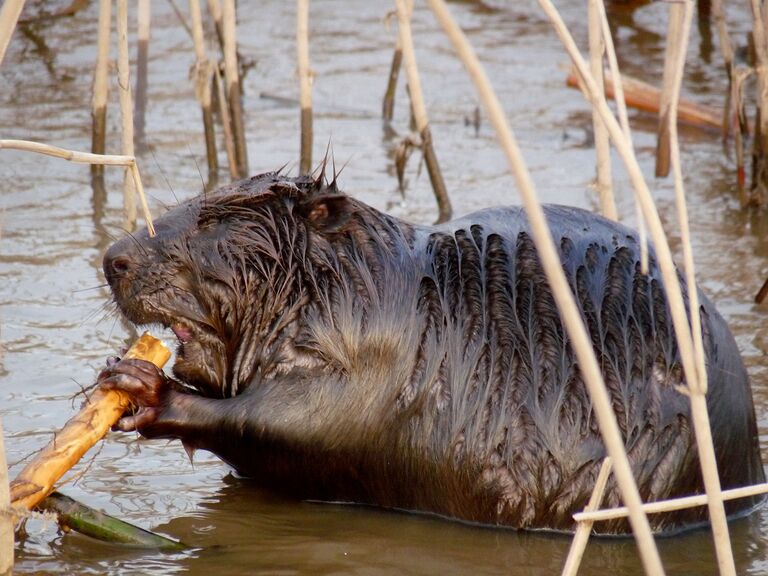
[394, 0, 452, 223]
[91, 0, 111, 177]
[214, 66, 238, 178]
[10, 334, 170, 511]
[0, 419, 12, 576]
[543, 2, 748, 574]
[655, 5, 684, 178]
[733, 67, 753, 191]
[749, 0, 768, 205]
[168, 0, 193, 38]
[189, 0, 219, 177]
[135, 0, 151, 147]
[0, 0, 25, 67]
[560, 458, 612, 576]
[424, 2, 664, 573]
[575, 481, 768, 523]
[297, 0, 313, 174]
[206, 0, 225, 54]
[664, 4, 737, 574]
[221, 0, 248, 178]
[537, 0, 704, 430]
[382, 34, 403, 122]
[587, 0, 616, 221]
[595, 0, 648, 274]
[0, 139, 156, 236]
[117, 0, 137, 231]
[711, 0, 734, 138]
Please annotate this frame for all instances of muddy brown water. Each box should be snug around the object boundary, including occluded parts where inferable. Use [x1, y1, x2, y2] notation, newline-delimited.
[2, 1, 768, 574]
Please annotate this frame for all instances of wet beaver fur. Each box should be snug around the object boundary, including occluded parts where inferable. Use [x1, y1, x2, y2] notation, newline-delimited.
[101, 171, 765, 534]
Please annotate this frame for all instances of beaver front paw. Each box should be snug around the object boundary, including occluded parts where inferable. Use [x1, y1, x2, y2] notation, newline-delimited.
[97, 357, 176, 436]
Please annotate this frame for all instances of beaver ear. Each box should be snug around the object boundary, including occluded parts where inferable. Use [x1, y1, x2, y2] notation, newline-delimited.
[298, 194, 351, 233]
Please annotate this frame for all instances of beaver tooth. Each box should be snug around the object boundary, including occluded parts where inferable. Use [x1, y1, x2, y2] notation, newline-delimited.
[171, 323, 194, 343]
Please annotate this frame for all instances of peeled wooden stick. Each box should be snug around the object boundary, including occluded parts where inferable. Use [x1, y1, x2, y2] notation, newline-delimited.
[9, 333, 171, 512]
[565, 69, 721, 130]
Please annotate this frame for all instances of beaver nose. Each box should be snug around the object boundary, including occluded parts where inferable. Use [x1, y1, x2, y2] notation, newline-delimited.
[103, 249, 135, 285]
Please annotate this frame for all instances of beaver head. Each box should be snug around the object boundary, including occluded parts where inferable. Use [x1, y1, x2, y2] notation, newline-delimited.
[103, 171, 357, 398]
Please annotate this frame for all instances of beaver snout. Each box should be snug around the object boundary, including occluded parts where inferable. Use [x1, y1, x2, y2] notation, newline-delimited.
[103, 241, 138, 286]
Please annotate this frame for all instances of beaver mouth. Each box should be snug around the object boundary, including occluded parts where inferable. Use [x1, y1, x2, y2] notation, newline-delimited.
[117, 299, 226, 397]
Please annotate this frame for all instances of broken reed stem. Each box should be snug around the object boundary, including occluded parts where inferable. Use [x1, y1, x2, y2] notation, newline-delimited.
[117, 0, 137, 231]
[189, 0, 219, 177]
[0, 140, 156, 236]
[297, 0, 313, 174]
[424, 1, 665, 573]
[0, 419, 12, 576]
[0, 0, 26, 67]
[221, 0, 248, 178]
[91, 0, 111, 177]
[214, 66, 239, 178]
[665, 4, 736, 574]
[576, 482, 768, 523]
[733, 67, 753, 191]
[382, 35, 403, 122]
[655, 5, 685, 178]
[560, 458, 612, 576]
[711, 0, 734, 138]
[134, 0, 151, 147]
[394, 0, 452, 223]
[587, 0, 616, 221]
[749, 0, 768, 204]
[206, 0, 225, 54]
[595, 0, 649, 274]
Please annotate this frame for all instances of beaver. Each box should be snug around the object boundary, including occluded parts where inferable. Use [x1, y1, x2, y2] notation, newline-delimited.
[100, 170, 765, 534]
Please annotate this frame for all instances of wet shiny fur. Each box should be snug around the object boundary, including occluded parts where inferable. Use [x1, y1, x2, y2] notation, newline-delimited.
[101, 171, 764, 534]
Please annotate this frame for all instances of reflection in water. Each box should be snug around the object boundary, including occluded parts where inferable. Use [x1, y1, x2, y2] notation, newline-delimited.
[1, 1, 768, 574]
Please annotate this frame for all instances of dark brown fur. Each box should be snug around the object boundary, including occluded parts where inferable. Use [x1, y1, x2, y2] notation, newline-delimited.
[101, 171, 765, 534]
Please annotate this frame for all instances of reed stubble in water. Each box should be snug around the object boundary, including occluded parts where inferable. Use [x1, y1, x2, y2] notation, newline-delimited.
[297, 0, 313, 174]
[189, 0, 219, 179]
[395, 0, 452, 223]
[221, 0, 248, 178]
[134, 0, 151, 147]
[90, 0, 111, 177]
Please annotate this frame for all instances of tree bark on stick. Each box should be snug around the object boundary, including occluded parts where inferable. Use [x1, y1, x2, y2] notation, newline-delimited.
[394, 0, 452, 223]
[91, 0, 111, 177]
[297, 0, 313, 174]
[9, 334, 170, 512]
